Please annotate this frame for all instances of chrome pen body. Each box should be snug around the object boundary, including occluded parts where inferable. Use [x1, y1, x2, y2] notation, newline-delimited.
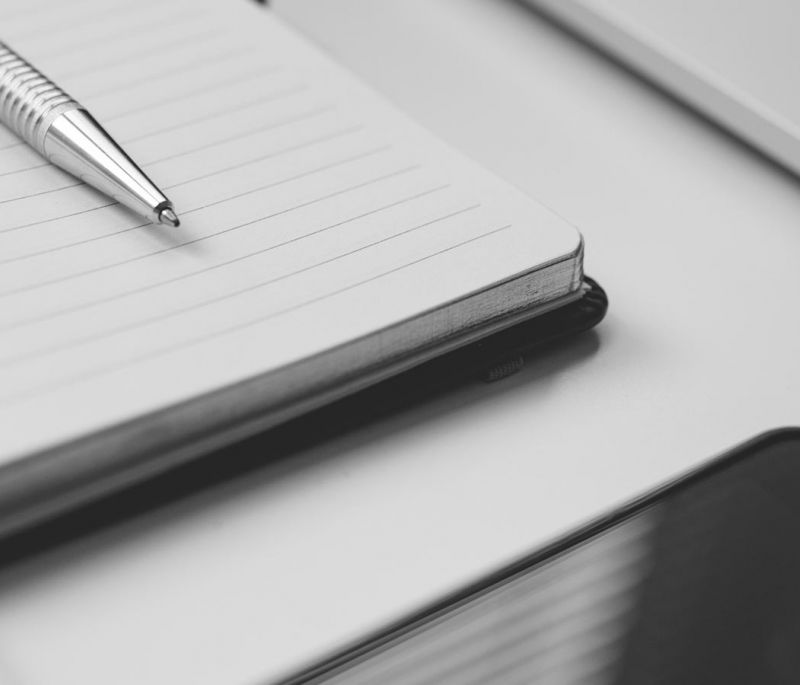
[0, 41, 179, 226]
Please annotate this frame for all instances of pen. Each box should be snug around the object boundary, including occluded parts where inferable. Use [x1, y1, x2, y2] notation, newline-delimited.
[0, 41, 179, 227]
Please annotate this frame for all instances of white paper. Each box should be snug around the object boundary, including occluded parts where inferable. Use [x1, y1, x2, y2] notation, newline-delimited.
[0, 0, 581, 461]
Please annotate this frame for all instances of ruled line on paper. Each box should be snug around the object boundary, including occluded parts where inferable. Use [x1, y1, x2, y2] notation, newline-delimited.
[0, 50, 266, 148]
[0, 59, 274, 154]
[0, 96, 326, 205]
[0, 185, 451, 335]
[60, 29, 226, 83]
[0, 74, 299, 179]
[0, 132, 20, 148]
[0, 183, 81, 206]
[160, 123, 360, 188]
[0, 3, 228, 147]
[0, 140, 25, 152]
[3, 0, 97, 23]
[0, 121, 366, 233]
[5, 0, 140, 39]
[255, 223, 512, 328]
[0, 201, 476, 368]
[1, 224, 511, 406]
[0, 217, 134, 264]
[0, 203, 118, 235]
[0, 118, 354, 236]
[180, 148, 398, 215]
[0, 138, 379, 239]
[0, 156, 412, 298]
[0, 98, 340, 211]
[110, 65, 275, 119]
[101, 54, 268, 115]
[82, 47, 257, 100]
[0, 147, 399, 276]
[0, 127, 373, 264]
[35, 9, 202, 63]
[0, 163, 48, 179]
[133, 84, 312, 146]
[2, 97, 337, 199]
[0, 51, 252, 153]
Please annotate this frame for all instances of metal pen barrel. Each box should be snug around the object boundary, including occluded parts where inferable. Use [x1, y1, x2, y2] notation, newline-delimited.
[0, 41, 179, 226]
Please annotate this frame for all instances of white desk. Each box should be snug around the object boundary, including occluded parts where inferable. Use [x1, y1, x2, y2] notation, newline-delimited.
[1, 1, 799, 683]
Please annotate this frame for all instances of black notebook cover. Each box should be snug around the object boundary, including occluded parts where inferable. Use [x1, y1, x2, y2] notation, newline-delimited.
[0, 277, 607, 564]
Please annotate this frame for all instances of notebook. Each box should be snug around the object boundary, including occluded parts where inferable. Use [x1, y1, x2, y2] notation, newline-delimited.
[0, 0, 585, 534]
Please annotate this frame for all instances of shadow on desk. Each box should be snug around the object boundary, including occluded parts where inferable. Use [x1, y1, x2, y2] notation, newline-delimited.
[0, 322, 602, 580]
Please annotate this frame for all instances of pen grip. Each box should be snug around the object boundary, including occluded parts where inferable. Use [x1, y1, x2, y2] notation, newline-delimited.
[0, 41, 80, 152]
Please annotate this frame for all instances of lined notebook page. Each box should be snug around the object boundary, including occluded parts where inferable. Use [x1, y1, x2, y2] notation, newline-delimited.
[0, 0, 580, 462]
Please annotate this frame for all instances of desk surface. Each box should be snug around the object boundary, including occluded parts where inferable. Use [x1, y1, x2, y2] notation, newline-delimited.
[1, 1, 799, 683]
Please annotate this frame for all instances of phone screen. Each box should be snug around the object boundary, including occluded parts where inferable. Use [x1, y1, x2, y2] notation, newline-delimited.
[602, 430, 800, 685]
[284, 430, 800, 685]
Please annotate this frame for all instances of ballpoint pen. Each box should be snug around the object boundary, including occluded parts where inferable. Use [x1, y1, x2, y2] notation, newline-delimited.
[0, 40, 180, 227]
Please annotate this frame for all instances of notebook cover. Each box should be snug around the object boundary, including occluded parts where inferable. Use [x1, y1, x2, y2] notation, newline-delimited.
[0, 277, 607, 561]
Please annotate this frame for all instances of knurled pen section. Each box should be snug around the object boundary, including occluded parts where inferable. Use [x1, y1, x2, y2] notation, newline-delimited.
[0, 42, 79, 153]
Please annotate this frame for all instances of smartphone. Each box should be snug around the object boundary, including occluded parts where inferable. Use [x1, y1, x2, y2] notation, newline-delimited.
[283, 429, 800, 685]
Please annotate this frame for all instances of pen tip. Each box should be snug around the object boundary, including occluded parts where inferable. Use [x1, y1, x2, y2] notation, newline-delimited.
[158, 207, 180, 227]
